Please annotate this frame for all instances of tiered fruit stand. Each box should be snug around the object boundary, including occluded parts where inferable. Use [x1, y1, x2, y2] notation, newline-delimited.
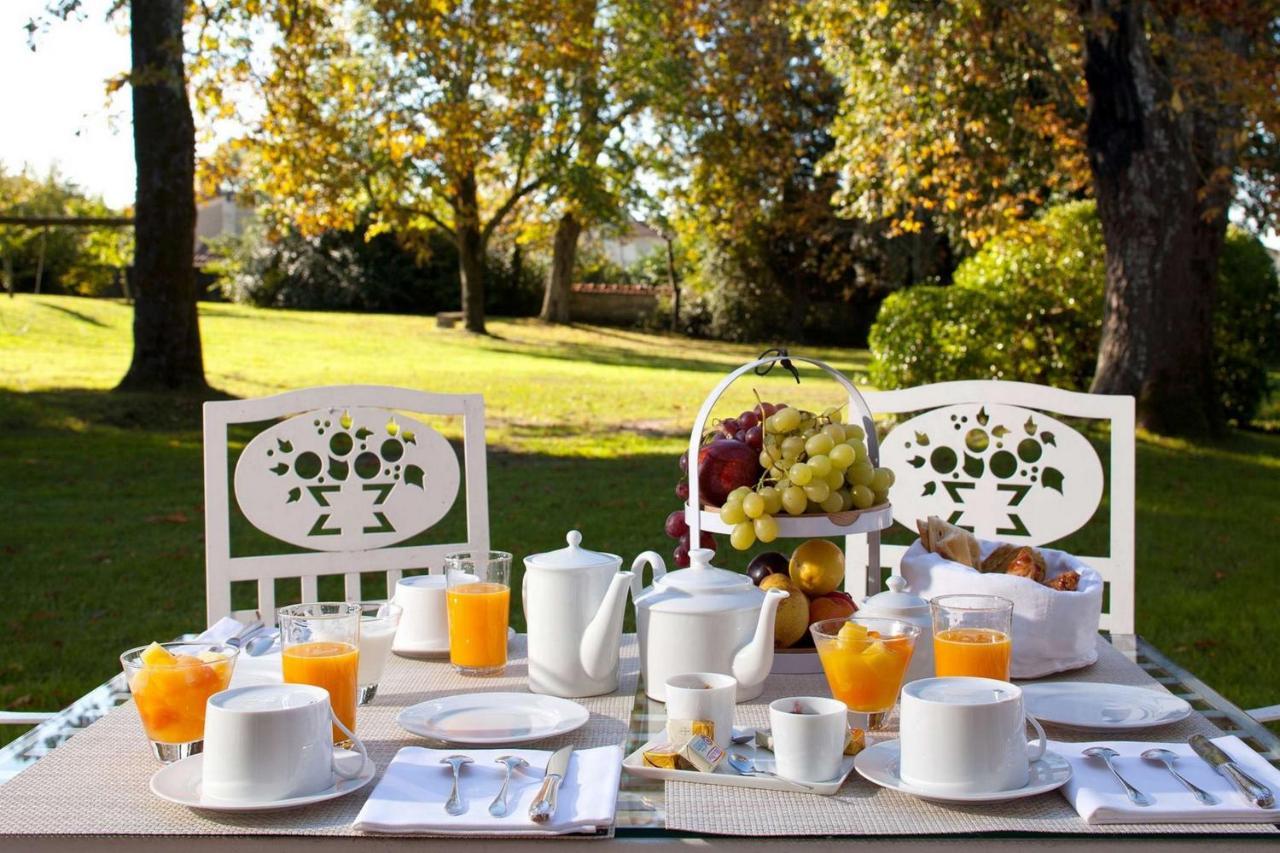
[682, 354, 892, 602]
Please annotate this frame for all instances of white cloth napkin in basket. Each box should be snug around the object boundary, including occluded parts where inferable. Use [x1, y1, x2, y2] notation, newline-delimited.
[354, 745, 623, 836]
[1055, 737, 1280, 825]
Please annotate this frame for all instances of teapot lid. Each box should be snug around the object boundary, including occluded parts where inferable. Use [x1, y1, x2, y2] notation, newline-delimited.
[860, 575, 929, 618]
[656, 549, 758, 596]
[523, 530, 620, 571]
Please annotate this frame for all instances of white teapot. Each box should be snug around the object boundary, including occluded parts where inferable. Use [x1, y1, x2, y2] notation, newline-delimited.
[631, 548, 788, 702]
[523, 531, 634, 698]
[858, 574, 934, 683]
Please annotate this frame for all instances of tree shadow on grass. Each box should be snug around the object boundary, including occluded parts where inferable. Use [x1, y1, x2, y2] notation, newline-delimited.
[0, 386, 238, 434]
[33, 301, 110, 328]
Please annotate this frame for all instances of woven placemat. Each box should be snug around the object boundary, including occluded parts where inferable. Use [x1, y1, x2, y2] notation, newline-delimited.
[0, 635, 639, 837]
[665, 637, 1278, 836]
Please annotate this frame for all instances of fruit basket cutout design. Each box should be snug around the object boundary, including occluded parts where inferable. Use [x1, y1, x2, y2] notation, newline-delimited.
[233, 406, 461, 551]
[878, 403, 1104, 544]
[681, 355, 893, 602]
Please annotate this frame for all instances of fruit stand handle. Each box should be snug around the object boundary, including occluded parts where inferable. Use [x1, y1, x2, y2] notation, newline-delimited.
[630, 551, 667, 602]
[684, 355, 879, 542]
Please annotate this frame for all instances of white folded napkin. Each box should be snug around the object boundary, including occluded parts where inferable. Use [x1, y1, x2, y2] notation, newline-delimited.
[1055, 737, 1280, 824]
[354, 745, 623, 836]
[197, 617, 282, 687]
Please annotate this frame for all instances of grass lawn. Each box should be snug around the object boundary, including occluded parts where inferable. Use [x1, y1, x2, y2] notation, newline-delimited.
[1, 294, 1277, 744]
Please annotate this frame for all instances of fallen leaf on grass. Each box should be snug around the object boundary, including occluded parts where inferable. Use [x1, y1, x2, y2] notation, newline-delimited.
[145, 511, 190, 524]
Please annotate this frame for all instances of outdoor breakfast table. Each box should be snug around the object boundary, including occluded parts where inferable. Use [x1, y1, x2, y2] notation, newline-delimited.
[0, 632, 1277, 850]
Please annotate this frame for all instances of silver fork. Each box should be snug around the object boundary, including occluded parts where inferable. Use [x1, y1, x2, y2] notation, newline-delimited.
[1142, 748, 1220, 805]
[488, 756, 529, 817]
[1083, 746, 1153, 807]
[440, 755, 474, 815]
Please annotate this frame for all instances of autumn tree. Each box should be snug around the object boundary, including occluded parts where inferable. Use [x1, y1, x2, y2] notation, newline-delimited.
[205, 0, 594, 334]
[537, 1, 666, 323]
[801, 0, 1280, 434]
[35, 0, 206, 390]
[649, 0, 945, 342]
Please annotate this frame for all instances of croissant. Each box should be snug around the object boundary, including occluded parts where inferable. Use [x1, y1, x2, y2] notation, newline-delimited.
[1045, 570, 1080, 591]
[981, 544, 1047, 583]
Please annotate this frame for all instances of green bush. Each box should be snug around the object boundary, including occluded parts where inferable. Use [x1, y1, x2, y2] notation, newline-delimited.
[868, 201, 1279, 423]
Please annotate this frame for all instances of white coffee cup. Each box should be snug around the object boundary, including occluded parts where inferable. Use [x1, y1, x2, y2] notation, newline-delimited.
[665, 672, 737, 750]
[899, 677, 1047, 794]
[201, 684, 368, 803]
[392, 574, 449, 650]
[768, 696, 848, 783]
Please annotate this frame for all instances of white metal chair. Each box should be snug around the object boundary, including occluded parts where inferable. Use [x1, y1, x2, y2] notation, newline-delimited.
[203, 385, 488, 627]
[846, 380, 1136, 635]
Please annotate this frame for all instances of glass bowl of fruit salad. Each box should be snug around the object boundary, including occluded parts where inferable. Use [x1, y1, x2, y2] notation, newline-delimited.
[120, 641, 239, 762]
[810, 616, 919, 731]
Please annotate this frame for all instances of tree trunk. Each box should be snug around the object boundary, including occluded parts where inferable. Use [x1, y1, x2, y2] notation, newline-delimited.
[454, 172, 486, 334]
[117, 0, 206, 392]
[1081, 0, 1231, 435]
[665, 235, 680, 331]
[540, 211, 581, 323]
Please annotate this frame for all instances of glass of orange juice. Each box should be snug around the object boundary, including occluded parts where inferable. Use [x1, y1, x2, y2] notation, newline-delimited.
[445, 550, 512, 676]
[811, 616, 920, 731]
[931, 594, 1014, 681]
[278, 602, 361, 744]
[120, 641, 239, 762]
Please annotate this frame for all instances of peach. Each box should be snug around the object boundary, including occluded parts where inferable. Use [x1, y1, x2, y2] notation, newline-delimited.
[810, 590, 857, 624]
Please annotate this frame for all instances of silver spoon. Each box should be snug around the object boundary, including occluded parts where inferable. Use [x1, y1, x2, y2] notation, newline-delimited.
[1082, 747, 1153, 806]
[243, 630, 278, 656]
[440, 755, 473, 815]
[1141, 748, 1220, 805]
[730, 728, 754, 745]
[726, 753, 818, 791]
[488, 756, 529, 817]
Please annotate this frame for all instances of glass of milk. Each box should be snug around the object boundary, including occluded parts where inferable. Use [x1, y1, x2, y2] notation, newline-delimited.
[355, 602, 403, 705]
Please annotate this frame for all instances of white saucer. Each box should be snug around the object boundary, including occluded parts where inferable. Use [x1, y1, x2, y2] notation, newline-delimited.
[854, 740, 1072, 803]
[1021, 682, 1192, 730]
[392, 627, 516, 659]
[398, 692, 589, 745]
[150, 749, 375, 812]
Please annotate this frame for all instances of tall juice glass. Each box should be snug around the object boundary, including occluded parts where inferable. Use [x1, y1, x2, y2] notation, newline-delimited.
[278, 602, 360, 743]
[445, 551, 512, 676]
[931, 594, 1013, 681]
[811, 616, 919, 731]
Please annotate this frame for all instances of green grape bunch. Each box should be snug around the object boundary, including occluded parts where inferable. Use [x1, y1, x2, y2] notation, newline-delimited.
[716, 399, 895, 551]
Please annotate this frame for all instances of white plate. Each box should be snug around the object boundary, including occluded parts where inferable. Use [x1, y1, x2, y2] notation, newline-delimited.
[1021, 682, 1192, 730]
[854, 740, 1072, 803]
[392, 627, 516, 659]
[623, 737, 856, 796]
[150, 749, 375, 813]
[397, 692, 589, 745]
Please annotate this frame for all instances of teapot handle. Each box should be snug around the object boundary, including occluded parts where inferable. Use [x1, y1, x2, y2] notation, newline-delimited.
[630, 552, 667, 603]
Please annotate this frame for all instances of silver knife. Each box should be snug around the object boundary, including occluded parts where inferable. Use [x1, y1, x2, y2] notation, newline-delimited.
[1189, 735, 1275, 808]
[528, 745, 574, 824]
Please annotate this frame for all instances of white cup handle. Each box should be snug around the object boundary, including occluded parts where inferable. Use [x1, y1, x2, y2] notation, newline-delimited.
[1025, 712, 1047, 762]
[330, 710, 369, 779]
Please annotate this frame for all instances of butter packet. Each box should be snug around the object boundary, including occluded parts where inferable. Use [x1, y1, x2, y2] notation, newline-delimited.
[844, 727, 866, 756]
[754, 726, 775, 751]
[642, 743, 685, 770]
[666, 718, 715, 750]
[680, 733, 725, 772]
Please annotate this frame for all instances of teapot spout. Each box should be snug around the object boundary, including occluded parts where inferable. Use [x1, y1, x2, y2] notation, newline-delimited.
[580, 570, 635, 681]
[731, 588, 788, 691]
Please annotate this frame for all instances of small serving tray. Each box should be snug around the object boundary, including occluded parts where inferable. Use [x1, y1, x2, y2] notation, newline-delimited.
[622, 737, 856, 796]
